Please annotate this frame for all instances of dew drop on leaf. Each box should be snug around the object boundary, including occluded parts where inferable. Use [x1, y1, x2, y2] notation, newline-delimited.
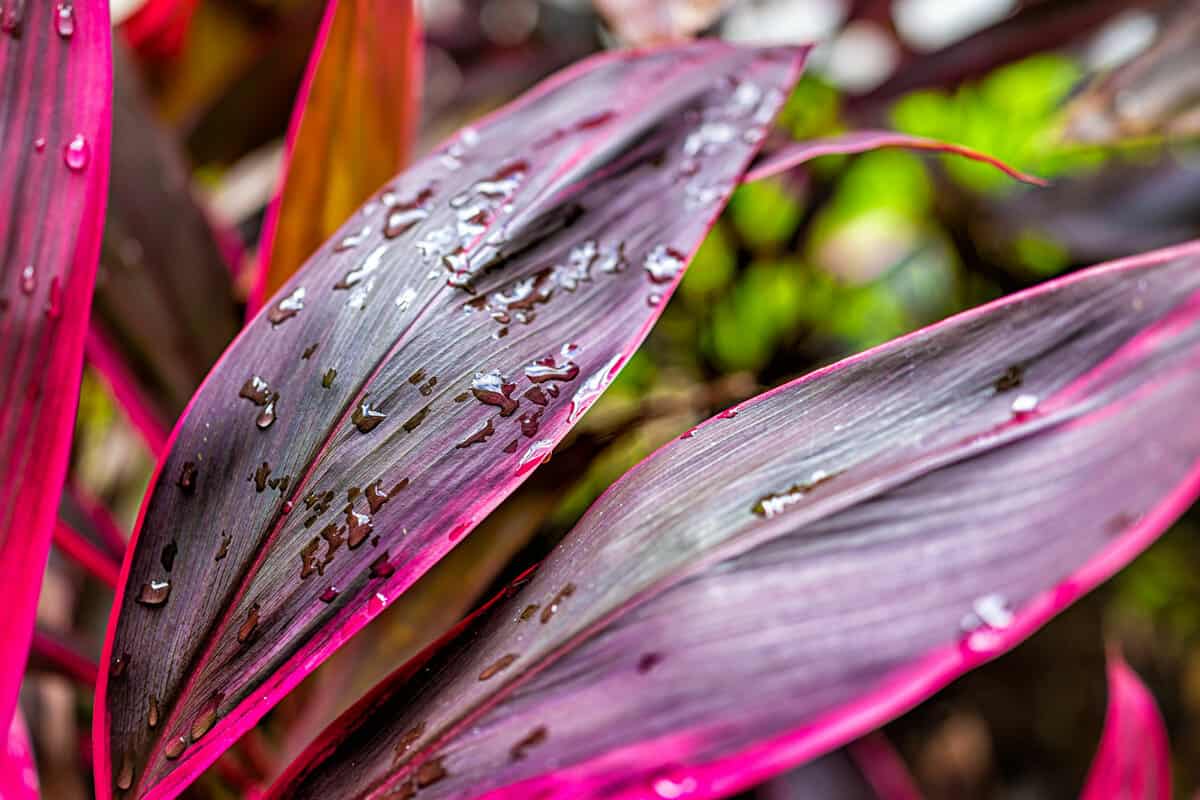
[63, 134, 89, 171]
[164, 735, 186, 760]
[54, 1, 73, 38]
[478, 653, 518, 681]
[239, 376, 271, 405]
[524, 357, 579, 384]
[1011, 393, 1039, 415]
[19, 265, 35, 295]
[643, 245, 686, 283]
[470, 370, 519, 415]
[190, 694, 221, 742]
[268, 287, 306, 325]
[352, 398, 386, 432]
[45, 276, 62, 319]
[136, 579, 171, 607]
[33, 137, 45, 153]
[116, 754, 134, 791]
[509, 725, 548, 761]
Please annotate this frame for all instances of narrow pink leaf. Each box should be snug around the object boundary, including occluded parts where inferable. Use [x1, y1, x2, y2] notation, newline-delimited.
[744, 130, 1047, 186]
[270, 241, 1200, 800]
[0, 0, 111, 732]
[0, 711, 38, 800]
[1080, 652, 1171, 800]
[30, 628, 100, 688]
[54, 519, 121, 589]
[95, 42, 809, 800]
[62, 480, 128, 560]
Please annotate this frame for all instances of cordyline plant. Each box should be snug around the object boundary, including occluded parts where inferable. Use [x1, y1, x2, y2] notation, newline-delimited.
[1, 1, 1196, 798]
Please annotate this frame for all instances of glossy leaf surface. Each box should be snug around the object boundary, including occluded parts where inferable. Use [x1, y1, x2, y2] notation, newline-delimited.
[1081, 652, 1171, 800]
[250, 0, 423, 313]
[273, 241, 1200, 800]
[0, 0, 111, 731]
[97, 41, 808, 799]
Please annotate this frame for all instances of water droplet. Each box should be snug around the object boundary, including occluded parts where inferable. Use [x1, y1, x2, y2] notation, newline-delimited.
[994, 364, 1024, 392]
[456, 418, 495, 449]
[385, 196, 431, 238]
[519, 410, 542, 438]
[190, 694, 221, 741]
[524, 357, 579, 384]
[334, 226, 371, 252]
[403, 405, 431, 433]
[352, 398, 386, 432]
[369, 552, 395, 579]
[237, 604, 260, 643]
[509, 725, 547, 761]
[637, 652, 662, 673]
[961, 593, 1013, 632]
[365, 480, 395, 513]
[19, 265, 35, 295]
[644, 245, 686, 283]
[1, 0, 23, 36]
[45, 276, 62, 319]
[116, 754, 134, 791]
[416, 757, 448, 788]
[333, 243, 388, 292]
[716, 409, 737, 419]
[503, 439, 519, 454]
[136, 579, 171, 607]
[1011, 393, 1038, 415]
[268, 287, 305, 325]
[479, 653, 517, 681]
[395, 287, 417, 311]
[567, 355, 623, 423]
[54, 2, 73, 38]
[395, 722, 426, 760]
[319, 586, 339, 603]
[147, 696, 159, 728]
[256, 394, 278, 430]
[471, 370, 519, 415]
[215, 533, 231, 561]
[164, 736, 187, 760]
[653, 772, 699, 799]
[346, 508, 372, 549]
[63, 134, 89, 171]
[751, 470, 838, 518]
[239, 376, 271, 405]
[540, 584, 575, 623]
[302, 342, 319, 360]
[321, 368, 337, 388]
[160, 541, 177, 572]
[253, 462, 270, 493]
[111, 653, 130, 679]
[33, 137, 45, 153]
[683, 120, 735, 158]
[647, 292, 662, 307]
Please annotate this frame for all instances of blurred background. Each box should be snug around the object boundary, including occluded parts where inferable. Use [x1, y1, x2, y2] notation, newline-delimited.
[41, 0, 1200, 796]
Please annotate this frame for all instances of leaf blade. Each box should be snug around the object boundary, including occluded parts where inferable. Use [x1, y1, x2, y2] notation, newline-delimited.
[0, 0, 111, 731]
[270, 241, 1200, 800]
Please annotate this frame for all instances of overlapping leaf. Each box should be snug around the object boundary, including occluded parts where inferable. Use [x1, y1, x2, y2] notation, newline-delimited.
[1081, 652, 1171, 800]
[92, 42, 241, 447]
[1, 712, 38, 800]
[250, 0, 423, 312]
[0, 0, 111, 731]
[96, 42, 809, 799]
[271, 241, 1200, 800]
[760, 734, 921, 800]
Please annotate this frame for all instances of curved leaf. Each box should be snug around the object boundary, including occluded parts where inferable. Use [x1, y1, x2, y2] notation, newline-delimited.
[1, 711, 38, 800]
[271, 241, 1200, 800]
[96, 41, 809, 799]
[249, 0, 423, 314]
[1081, 651, 1171, 800]
[0, 0, 111, 730]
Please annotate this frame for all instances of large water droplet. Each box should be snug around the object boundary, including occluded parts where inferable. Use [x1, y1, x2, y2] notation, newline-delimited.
[268, 286, 305, 325]
[643, 245, 686, 283]
[63, 134, 89, 171]
[471, 370, 519, 416]
[352, 398, 386, 432]
[54, 2, 73, 38]
[136, 579, 171, 607]
[239, 375, 270, 405]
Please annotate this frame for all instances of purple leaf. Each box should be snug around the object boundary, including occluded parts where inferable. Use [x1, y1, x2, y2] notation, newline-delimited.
[0, 711, 38, 800]
[1081, 651, 1171, 800]
[745, 130, 1047, 185]
[0, 0, 111, 732]
[760, 733, 922, 800]
[95, 42, 809, 799]
[269, 240, 1200, 800]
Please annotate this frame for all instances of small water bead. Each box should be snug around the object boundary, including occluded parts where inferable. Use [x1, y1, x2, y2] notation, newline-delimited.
[63, 134, 89, 171]
[346, 509, 372, 548]
[33, 137, 45, 153]
[190, 694, 222, 741]
[54, 2, 74, 38]
[239, 375, 271, 405]
[352, 398, 386, 432]
[509, 726, 548, 762]
[647, 292, 662, 307]
[45, 276, 62, 319]
[333, 243, 388, 291]
[369, 553, 395, 579]
[163, 736, 187, 760]
[1011, 394, 1039, 415]
[1, 1, 23, 36]
[253, 462, 271, 492]
[416, 757, 448, 788]
[268, 286, 306, 325]
[653, 773, 699, 799]
[215, 534, 231, 561]
[644, 245, 686, 283]
[524, 386, 548, 406]
[471, 370, 519, 416]
[961, 593, 1013, 633]
[319, 586, 339, 603]
[321, 368, 336, 388]
[395, 287, 417, 311]
[456, 418, 495, 449]
[751, 470, 838, 518]
[333, 226, 371, 252]
[503, 439, 518, 454]
[524, 356, 579, 384]
[302, 342, 319, 359]
[540, 583, 575, 623]
[237, 604, 260, 643]
[994, 364, 1024, 392]
[178, 461, 198, 493]
[136, 579, 171, 607]
[255, 395, 279, 430]
[19, 265, 35, 295]
[147, 696, 159, 728]
[478, 653, 517, 681]
[385, 199, 431, 239]
[683, 121, 735, 158]
[567, 354, 623, 423]
[116, 755, 134, 791]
